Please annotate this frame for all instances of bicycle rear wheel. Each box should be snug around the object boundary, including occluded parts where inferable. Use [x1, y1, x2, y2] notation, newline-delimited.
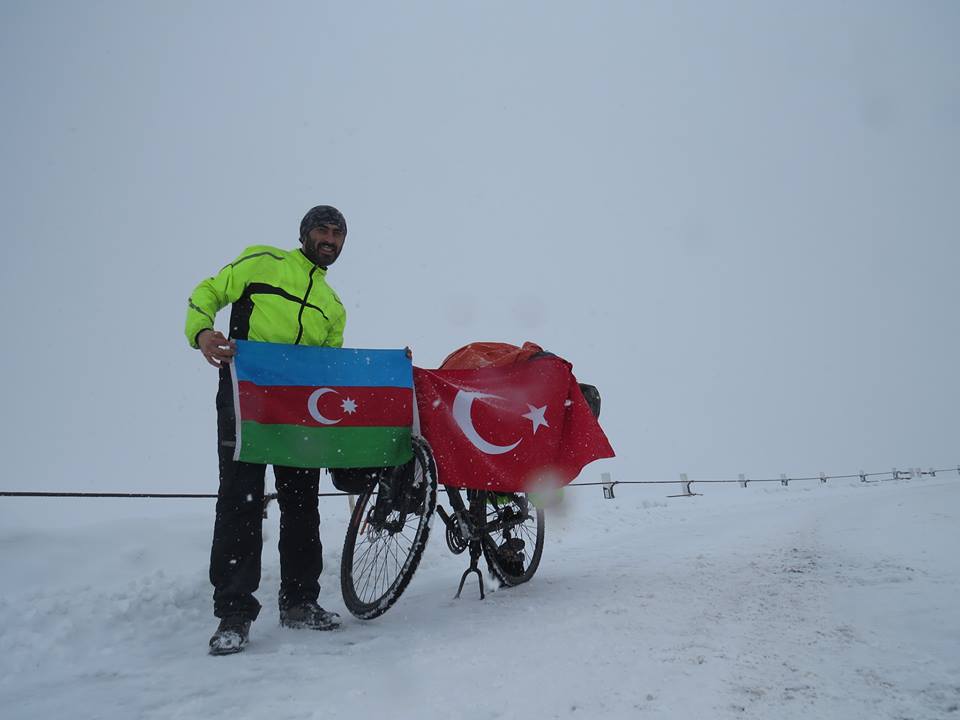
[340, 437, 437, 619]
[479, 491, 545, 586]
[447, 486, 545, 587]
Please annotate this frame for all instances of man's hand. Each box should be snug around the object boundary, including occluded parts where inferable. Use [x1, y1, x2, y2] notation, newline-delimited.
[198, 330, 236, 368]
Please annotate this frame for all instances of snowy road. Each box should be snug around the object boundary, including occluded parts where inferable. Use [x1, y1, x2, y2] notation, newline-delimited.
[1, 477, 957, 719]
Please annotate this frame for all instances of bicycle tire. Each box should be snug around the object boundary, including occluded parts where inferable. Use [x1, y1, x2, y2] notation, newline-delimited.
[340, 437, 438, 619]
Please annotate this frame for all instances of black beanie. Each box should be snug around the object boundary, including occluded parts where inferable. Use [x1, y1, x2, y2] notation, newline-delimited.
[299, 205, 347, 241]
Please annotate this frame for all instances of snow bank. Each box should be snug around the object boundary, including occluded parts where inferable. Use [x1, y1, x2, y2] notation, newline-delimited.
[1, 478, 957, 719]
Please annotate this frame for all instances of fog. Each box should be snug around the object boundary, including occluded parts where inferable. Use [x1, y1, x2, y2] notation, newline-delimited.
[1, 1, 957, 493]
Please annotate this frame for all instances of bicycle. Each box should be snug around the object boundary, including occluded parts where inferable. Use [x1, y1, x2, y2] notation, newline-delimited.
[337, 382, 600, 620]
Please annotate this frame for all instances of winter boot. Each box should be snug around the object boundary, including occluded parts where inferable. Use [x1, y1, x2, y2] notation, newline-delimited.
[279, 602, 341, 631]
[208, 616, 251, 656]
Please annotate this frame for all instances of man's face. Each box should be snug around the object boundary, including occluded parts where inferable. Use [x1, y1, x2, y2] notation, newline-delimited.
[302, 224, 346, 266]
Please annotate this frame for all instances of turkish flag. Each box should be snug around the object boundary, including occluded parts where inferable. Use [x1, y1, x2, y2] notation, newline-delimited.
[413, 357, 614, 492]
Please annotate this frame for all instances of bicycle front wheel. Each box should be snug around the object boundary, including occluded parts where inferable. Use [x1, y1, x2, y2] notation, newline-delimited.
[340, 437, 438, 619]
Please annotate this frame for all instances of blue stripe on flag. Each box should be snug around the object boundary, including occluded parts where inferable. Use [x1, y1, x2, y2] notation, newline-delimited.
[233, 340, 413, 388]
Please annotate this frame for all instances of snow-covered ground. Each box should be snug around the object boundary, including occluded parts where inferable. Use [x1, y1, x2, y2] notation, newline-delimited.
[1, 475, 957, 720]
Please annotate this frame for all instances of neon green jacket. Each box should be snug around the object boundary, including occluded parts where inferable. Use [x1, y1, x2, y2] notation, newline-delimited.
[185, 245, 346, 349]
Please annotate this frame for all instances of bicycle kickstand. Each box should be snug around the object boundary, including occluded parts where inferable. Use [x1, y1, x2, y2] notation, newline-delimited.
[455, 539, 485, 600]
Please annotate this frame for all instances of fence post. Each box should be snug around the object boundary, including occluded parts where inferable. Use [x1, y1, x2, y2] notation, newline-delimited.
[601, 472, 616, 500]
[780, 473, 789, 487]
[820, 471, 827, 484]
[860, 469, 867, 483]
[262, 493, 277, 519]
[668, 473, 700, 498]
[739, 473, 748, 488]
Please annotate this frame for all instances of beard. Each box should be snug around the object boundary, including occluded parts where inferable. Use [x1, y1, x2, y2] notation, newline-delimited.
[302, 240, 342, 267]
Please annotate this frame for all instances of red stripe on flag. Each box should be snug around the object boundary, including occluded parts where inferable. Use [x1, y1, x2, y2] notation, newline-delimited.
[237, 382, 412, 428]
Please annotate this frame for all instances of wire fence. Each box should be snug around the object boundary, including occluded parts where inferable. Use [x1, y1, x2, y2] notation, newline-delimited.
[1, 465, 956, 502]
[587, 465, 959, 500]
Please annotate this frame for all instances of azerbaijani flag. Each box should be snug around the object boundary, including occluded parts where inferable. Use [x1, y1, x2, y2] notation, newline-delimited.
[230, 340, 414, 468]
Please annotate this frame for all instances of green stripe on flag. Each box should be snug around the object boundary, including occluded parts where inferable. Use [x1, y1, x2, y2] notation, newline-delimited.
[237, 422, 413, 468]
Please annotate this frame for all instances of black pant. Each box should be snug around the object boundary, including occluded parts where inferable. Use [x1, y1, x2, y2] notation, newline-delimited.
[210, 369, 323, 621]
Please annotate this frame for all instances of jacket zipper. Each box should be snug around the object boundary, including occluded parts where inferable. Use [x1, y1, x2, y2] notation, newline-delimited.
[294, 266, 318, 345]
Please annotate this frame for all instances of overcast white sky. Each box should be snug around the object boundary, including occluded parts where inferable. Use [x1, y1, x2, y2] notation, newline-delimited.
[1, 1, 957, 492]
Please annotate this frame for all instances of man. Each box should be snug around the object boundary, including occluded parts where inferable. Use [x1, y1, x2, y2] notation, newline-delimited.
[185, 205, 348, 655]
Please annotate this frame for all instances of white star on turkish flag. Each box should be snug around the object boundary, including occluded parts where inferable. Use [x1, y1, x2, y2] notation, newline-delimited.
[522, 404, 549, 434]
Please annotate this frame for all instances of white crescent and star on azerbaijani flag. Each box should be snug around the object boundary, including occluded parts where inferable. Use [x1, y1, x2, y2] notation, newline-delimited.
[306, 388, 359, 425]
[451, 390, 549, 455]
